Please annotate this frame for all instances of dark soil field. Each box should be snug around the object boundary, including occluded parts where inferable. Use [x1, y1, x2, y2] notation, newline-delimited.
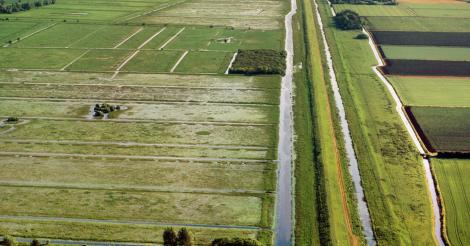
[381, 59, 470, 76]
[371, 31, 470, 47]
[406, 106, 470, 154]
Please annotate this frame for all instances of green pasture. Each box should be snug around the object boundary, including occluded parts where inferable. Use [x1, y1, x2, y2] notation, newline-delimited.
[0, 218, 263, 244]
[66, 49, 131, 72]
[0, 83, 279, 104]
[364, 16, 470, 32]
[14, 23, 97, 48]
[0, 99, 277, 123]
[70, 25, 141, 48]
[333, 4, 414, 16]
[0, 186, 263, 226]
[433, 158, 470, 246]
[403, 3, 470, 18]
[0, 156, 274, 191]
[388, 76, 470, 107]
[0, 70, 281, 89]
[122, 50, 182, 73]
[0, 21, 42, 44]
[174, 51, 233, 74]
[0, 119, 277, 147]
[134, 0, 286, 29]
[410, 107, 470, 152]
[0, 141, 274, 160]
[0, 48, 82, 69]
[381, 45, 470, 61]
[142, 26, 183, 49]
[117, 26, 163, 49]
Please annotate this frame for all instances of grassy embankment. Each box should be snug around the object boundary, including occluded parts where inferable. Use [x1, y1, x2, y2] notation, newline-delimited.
[293, 0, 362, 244]
[317, 0, 435, 244]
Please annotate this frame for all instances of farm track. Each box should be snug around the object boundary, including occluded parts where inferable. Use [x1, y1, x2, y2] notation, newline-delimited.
[363, 28, 445, 246]
[2, 23, 57, 48]
[0, 151, 270, 163]
[113, 27, 144, 49]
[0, 116, 276, 127]
[0, 181, 268, 196]
[0, 215, 261, 231]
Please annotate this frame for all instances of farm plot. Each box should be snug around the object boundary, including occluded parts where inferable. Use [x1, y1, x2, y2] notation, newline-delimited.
[65, 49, 132, 72]
[381, 59, 470, 76]
[333, 4, 414, 16]
[388, 76, 470, 107]
[134, 0, 287, 29]
[0, 21, 44, 44]
[173, 51, 234, 74]
[0, 48, 83, 69]
[121, 50, 183, 73]
[432, 158, 470, 246]
[402, 3, 470, 18]
[371, 31, 470, 47]
[364, 16, 470, 32]
[406, 106, 470, 153]
[6, 0, 173, 22]
[380, 45, 470, 61]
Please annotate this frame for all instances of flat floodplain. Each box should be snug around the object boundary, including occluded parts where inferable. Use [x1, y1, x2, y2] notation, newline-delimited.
[407, 107, 470, 153]
[0, 0, 285, 243]
[433, 158, 470, 246]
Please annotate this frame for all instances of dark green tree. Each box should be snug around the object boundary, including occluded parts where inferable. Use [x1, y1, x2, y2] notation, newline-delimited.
[334, 10, 362, 30]
[163, 227, 177, 246]
[176, 228, 193, 246]
[212, 238, 264, 246]
[30, 239, 41, 246]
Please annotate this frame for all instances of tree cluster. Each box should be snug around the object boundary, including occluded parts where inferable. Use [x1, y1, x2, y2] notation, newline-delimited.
[0, 0, 56, 14]
[163, 227, 194, 246]
[211, 238, 264, 246]
[334, 10, 363, 30]
[93, 103, 121, 117]
[229, 49, 287, 76]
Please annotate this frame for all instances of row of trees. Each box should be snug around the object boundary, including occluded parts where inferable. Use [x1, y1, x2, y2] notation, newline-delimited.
[0, 0, 56, 14]
[162, 228, 263, 246]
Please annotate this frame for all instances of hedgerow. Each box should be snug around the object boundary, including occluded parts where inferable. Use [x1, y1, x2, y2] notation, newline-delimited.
[229, 49, 286, 76]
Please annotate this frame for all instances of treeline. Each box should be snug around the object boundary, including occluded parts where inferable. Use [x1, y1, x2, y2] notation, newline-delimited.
[0, 0, 56, 14]
[330, 0, 396, 5]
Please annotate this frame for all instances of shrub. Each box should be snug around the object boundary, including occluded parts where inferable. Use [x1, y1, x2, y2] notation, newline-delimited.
[211, 238, 264, 246]
[355, 33, 368, 39]
[2, 236, 17, 246]
[334, 10, 362, 30]
[176, 228, 193, 246]
[229, 49, 286, 76]
[163, 227, 177, 246]
[6, 117, 18, 122]
[30, 239, 41, 246]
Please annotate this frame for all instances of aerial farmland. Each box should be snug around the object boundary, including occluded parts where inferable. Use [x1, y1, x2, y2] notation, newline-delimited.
[0, 0, 290, 245]
[0, 0, 468, 245]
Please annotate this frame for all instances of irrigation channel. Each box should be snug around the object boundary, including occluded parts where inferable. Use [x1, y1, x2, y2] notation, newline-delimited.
[363, 28, 445, 246]
[313, 0, 376, 245]
[274, 0, 296, 244]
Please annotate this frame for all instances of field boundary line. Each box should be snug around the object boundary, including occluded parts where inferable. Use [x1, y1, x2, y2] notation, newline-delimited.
[137, 27, 167, 49]
[0, 215, 261, 230]
[0, 181, 268, 196]
[363, 28, 445, 246]
[159, 27, 185, 50]
[113, 27, 144, 49]
[224, 52, 238, 75]
[0, 139, 271, 150]
[60, 50, 90, 71]
[170, 51, 189, 72]
[3, 23, 57, 47]
[0, 97, 278, 107]
[0, 151, 270, 163]
[0, 116, 275, 126]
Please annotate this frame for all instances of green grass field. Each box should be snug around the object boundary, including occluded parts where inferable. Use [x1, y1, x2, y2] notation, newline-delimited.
[333, 4, 414, 16]
[0, 0, 284, 244]
[388, 76, 470, 107]
[433, 158, 470, 246]
[364, 16, 470, 32]
[409, 107, 470, 152]
[381, 45, 470, 61]
[318, 0, 435, 244]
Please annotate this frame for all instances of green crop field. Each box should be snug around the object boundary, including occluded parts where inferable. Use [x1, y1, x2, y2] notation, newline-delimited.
[0, 0, 286, 244]
[364, 16, 470, 32]
[409, 107, 470, 153]
[388, 76, 470, 107]
[381, 45, 470, 61]
[333, 4, 414, 16]
[433, 158, 470, 246]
